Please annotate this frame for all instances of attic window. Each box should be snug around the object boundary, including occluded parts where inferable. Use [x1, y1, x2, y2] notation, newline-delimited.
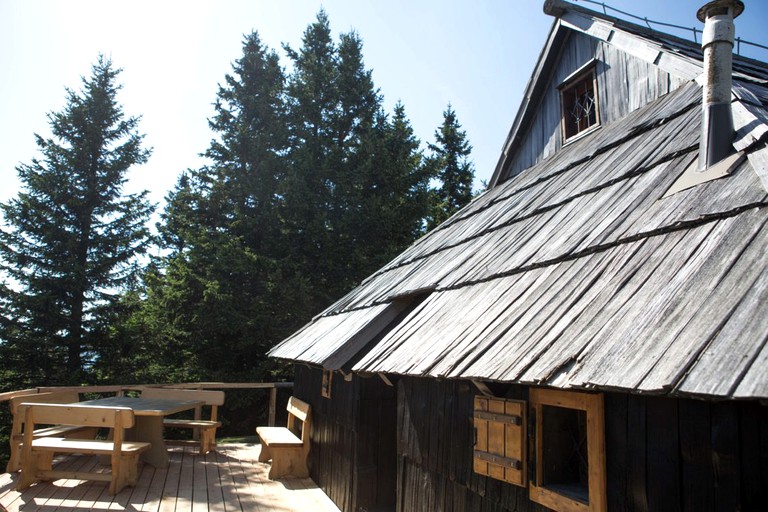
[560, 63, 600, 141]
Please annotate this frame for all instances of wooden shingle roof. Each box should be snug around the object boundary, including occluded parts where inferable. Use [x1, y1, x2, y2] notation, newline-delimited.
[270, 3, 768, 400]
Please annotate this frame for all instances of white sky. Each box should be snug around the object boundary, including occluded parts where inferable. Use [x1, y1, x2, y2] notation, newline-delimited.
[1, 0, 766, 211]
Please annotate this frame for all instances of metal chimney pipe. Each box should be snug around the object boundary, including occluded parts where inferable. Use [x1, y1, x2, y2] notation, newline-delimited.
[696, 0, 744, 170]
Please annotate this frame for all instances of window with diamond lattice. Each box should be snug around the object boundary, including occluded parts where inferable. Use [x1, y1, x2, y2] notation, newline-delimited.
[560, 68, 599, 140]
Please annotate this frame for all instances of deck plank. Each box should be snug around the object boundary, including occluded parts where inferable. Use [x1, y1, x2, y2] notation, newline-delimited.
[46, 455, 102, 512]
[204, 450, 225, 512]
[212, 449, 240, 512]
[158, 447, 184, 512]
[0, 444, 339, 512]
[218, 445, 264, 512]
[191, 446, 209, 512]
[177, 446, 196, 511]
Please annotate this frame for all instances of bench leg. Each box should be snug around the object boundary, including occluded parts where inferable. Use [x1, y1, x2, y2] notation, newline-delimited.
[266, 447, 309, 480]
[258, 442, 272, 463]
[16, 451, 50, 491]
[200, 427, 216, 455]
[110, 453, 141, 495]
[6, 441, 22, 473]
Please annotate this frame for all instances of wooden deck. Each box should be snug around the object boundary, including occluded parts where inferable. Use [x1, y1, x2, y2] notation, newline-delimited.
[0, 443, 340, 512]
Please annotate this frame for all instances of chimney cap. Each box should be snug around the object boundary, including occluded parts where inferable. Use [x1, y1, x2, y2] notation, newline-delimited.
[543, 0, 567, 17]
[697, 0, 744, 22]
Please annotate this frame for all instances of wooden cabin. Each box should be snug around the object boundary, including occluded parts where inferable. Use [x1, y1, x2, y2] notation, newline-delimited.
[269, 1, 768, 511]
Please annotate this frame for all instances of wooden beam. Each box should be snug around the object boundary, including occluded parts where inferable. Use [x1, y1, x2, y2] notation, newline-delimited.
[472, 380, 495, 397]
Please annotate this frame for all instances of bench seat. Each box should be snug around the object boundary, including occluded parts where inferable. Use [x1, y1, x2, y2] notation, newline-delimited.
[31, 437, 150, 454]
[163, 418, 221, 429]
[255, 426, 303, 447]
[23, 425, 92, 438]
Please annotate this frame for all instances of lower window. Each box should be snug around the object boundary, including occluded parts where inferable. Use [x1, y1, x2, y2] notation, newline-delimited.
[529, 388, 606, 512]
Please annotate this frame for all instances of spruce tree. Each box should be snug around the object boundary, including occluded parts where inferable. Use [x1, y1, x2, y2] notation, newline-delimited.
[0, 56, 154, 387]
[140, 14, 433, 391]
[351, 103, 431, 264]
[282, 11, 430, 307]
[426, 104, 475, 230]
[137, 32, 291, 383]
[281, 10, 346, 307]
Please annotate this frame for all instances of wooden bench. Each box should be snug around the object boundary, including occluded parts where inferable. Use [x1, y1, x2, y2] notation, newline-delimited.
[6, 391, 99, 473]
[15, 403, 151, 495]
[140, 388, 225, 455]
[256, 396, 311, 479]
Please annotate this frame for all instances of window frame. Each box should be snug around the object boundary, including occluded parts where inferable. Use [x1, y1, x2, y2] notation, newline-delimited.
[529, 388, 607, 512]
[559, 61, 601, 143]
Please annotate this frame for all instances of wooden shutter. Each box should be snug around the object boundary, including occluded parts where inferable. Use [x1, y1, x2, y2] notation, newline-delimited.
[473, 396, 526, 486]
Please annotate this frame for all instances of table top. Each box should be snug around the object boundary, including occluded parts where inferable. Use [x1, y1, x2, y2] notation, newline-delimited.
[79, 396, 203, 416]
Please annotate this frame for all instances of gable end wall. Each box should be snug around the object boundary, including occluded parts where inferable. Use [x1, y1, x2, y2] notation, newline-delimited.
[506, 30, 690, 178]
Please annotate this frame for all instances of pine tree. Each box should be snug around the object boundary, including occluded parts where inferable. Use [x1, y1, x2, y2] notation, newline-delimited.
[281, 10, 347, 308]
[135, 32, 292, 383]
[0, 56, 154, 387]
[282, 11, 430, 307]
[351, 103, 431, 265]
[139, 15, 433, 391]
[426, 104, 475, 230]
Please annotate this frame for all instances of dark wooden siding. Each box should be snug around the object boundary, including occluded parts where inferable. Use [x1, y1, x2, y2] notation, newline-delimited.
[506, 30, 687, 177]
[605, 394, 768, 512]
[397, 377, 768, 512]
[397, 377, 548, 512]
[294, 365, 397, 512]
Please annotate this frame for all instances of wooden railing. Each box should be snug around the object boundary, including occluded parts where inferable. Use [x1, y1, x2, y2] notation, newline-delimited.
[0, 381, 294, 427]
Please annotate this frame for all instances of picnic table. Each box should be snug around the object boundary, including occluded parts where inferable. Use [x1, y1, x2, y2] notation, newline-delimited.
[79, 396, 203, 468]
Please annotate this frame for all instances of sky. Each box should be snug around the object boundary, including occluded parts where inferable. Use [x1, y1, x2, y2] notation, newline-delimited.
[1, 0, 766, 212]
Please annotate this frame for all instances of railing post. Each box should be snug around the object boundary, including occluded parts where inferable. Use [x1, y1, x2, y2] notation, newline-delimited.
[269, 386, 277, 426]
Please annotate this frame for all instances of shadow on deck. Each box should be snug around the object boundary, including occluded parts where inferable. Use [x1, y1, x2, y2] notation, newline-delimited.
[0, 443, 339, 512]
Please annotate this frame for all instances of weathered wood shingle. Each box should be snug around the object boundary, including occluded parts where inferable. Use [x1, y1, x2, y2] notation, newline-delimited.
[269, 4, 768, 401]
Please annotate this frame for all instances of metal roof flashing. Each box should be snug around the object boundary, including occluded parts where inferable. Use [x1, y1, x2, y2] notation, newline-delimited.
[663, 150, 745, 197]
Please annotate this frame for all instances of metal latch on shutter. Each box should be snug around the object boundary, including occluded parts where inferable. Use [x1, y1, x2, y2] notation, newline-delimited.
[474, 411, 522, 425]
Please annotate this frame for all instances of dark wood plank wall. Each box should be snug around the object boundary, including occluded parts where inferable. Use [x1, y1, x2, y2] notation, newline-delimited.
[294, 364, 356, 511]
[294, 368, 768, 511]
[294, 365, 397, 512]
[506, 31, 688, 177]
[397, 377, 768, 512]
[397, 377, 548, 512]
[607, 394, 768, 512]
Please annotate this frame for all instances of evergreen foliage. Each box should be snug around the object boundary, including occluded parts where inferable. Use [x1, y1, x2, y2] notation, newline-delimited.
[0, 56, 154, 388]
[281, 11, 430, 307]
[133, 32, 291, 385]
[137, 14, 434, 392]
[0, 12, 476, 442]
[426, 104, 476, 230]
